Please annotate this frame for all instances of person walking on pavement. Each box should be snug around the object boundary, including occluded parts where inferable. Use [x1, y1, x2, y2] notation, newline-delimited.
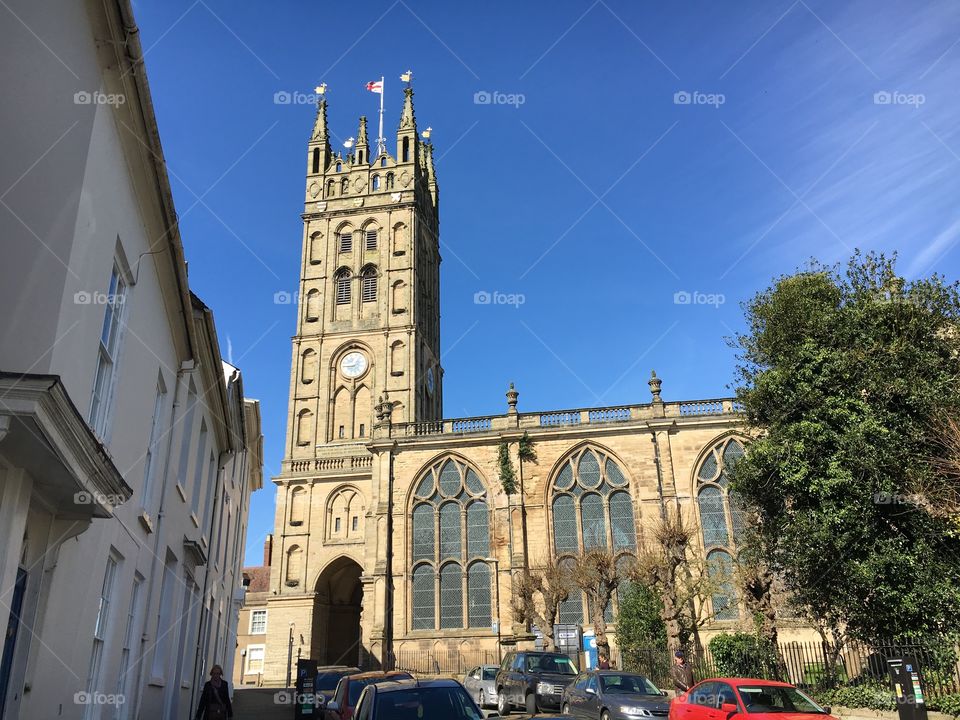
[194, 664, 233, 720]
[671, 650, 695, 696]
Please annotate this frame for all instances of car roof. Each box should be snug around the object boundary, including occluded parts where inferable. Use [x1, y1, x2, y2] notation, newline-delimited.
[700, 678, 796, 687]
[347, 670, 411, 681]
[374, 678, 462, 693]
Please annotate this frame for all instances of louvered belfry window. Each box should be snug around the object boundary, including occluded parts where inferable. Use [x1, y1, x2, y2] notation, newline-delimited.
[410, 458, 491, 630]
[361, 267, 377, 303]
[550, 447, 637, 625]
[696, 437, 748, 620]
[365, 229, 378, 251]
[335, 271, 351, 305]
[339, 232, 352, 253]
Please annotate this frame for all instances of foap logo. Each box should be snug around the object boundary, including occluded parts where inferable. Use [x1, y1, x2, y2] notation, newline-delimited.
[674, 90, 725, 108]
[874, 90, 925, 108]
[74, 490, 125, 506]
[274, 90, 324, 106]
[674, 290, 725, 308]
[74, 691, 124, 706]
[473, 90, 526, 108]
[474, 290, 526, 308]
[274, 690, 319, 706]
[273, 290, 300, 305]
[73, 90, 126, 106]
[873, 492, 926, 507]
[74, 290, 125, 306]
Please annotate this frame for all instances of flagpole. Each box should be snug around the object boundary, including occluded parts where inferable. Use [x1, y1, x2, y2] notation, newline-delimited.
[377, 75, 386, 156]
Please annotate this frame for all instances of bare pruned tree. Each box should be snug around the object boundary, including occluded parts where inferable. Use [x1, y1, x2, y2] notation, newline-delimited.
[510, 560, 572, 651]
[631, 504, 723, 652]
[570, 547, 627, 658]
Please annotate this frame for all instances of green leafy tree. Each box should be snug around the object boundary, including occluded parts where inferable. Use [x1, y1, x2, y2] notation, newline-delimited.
[708, 632, 780, 679]
[616, 581, 668, 674]
[731, 251, 960, 647]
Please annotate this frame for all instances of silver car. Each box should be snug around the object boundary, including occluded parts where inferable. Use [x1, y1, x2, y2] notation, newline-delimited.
[463, 665, 499, 708]
[561, 670, 669, 720]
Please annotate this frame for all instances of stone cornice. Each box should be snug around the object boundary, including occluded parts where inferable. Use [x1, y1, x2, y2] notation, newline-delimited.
[0, 373, 131, 516]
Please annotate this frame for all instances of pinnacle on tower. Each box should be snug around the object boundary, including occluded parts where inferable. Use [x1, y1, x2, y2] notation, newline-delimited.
[397, 86, 417, 163]
[311, 98, 329, 142]
[308, 97, 331, 175]
[356, 116, 369, 164]
[399, 86, 417, 132]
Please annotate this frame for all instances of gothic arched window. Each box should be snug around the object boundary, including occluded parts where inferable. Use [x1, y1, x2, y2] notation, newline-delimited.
[312, 148, 320, 174]
[386, 172, 395, 189]
[551, 446, 637, 624]
[361, 266, 377, 303]
[335, 269, 351, 305]
[695, 437, 747, 620]
[410, 458, 491, 631]
[340, 178, 349, 194]
[285, 545, 302, 586]
[371, 175, 381, 191]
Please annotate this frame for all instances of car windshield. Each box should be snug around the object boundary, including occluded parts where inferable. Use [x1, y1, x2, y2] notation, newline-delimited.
[349, 678, 378, 704]
[737, 686, 826, 714]
[526, 655, 578, 675]
[601, 674, 661, 695]
[316, 670, 352, 692]
[482, 668, 498, 680]
[374, 686, 483, 720]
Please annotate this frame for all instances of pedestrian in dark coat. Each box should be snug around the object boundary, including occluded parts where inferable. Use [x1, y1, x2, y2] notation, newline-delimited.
[671, 651, 695, 696]
[194, 665, 233, 720]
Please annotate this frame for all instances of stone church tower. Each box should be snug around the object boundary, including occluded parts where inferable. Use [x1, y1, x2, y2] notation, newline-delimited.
[267, 85, 443, 673]
[262, 84, 758, 683]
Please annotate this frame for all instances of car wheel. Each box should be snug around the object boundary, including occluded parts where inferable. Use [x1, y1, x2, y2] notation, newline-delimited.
[525, 692, 537, 715]
[498, 689, 510, 716]
[562, 702, 571, 715]
[601, 711, 611, 720]
[479, 689, 486, 707]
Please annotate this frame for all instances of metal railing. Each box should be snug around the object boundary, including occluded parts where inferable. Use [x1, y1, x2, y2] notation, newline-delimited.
[614, 638, 960, 700]
[392, 648, 501, 676]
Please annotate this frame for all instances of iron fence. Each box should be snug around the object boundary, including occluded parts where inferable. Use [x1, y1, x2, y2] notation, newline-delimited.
[615, 638, 960, 701]
[391, 648, 501, 676]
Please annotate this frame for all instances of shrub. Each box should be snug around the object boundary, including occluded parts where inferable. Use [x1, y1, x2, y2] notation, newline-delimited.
[709, 632, 779, 679]
[928, 692, 960, 718]
[814, 682, 895, 712]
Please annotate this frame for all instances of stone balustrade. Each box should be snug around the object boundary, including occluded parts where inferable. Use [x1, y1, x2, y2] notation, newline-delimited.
[384, 398, 740, 439]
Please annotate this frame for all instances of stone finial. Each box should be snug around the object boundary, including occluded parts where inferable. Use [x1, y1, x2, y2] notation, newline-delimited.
[399, 86, 417, 131]
[648, 370, 663, 404]
[375, 394, 393, 424]
[506, 382, 519, 414]
[357, 116, 369, 147]
[311, 98, 329, 142]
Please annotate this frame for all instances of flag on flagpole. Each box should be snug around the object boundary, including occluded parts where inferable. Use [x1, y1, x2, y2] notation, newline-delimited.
[366, 80, 383, 94]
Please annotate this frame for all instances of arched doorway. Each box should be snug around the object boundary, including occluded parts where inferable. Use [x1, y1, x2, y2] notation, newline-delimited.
[312, 557, 363, 666]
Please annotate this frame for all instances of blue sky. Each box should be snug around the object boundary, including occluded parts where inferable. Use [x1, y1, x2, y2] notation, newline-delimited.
[133, 0, 960, 565]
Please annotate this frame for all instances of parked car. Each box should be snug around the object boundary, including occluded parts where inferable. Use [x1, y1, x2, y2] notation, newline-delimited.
[495, 650, 579, 715]
[325, 670, 414, 720]
[314, 666, 359, 707]
[351, 678, 487, 720]
[562, 670, 668, 719]
[669, 678, 836, 720]
[463, 664, 500, 708]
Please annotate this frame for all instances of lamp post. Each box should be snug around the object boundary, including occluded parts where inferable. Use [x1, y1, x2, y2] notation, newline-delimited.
[486, 557, 502, 660]
[286, 622, 295, 689]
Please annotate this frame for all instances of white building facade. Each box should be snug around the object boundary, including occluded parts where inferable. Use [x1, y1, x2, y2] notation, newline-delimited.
[0, 0, 263, 718]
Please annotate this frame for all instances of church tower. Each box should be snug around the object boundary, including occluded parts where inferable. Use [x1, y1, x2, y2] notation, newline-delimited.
[286, 85, 442, 459]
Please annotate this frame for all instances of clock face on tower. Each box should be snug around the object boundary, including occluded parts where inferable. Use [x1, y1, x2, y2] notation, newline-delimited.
[340, 351, 368, 379]
[426, 366, 435, 396]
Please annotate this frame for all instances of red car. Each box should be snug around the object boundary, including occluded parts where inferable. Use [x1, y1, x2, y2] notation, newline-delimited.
[325, 670, 414, 720]
[670, 678, 836, 720]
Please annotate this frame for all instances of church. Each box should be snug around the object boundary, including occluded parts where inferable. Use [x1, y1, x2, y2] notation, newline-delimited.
[257, 83, 748, 682]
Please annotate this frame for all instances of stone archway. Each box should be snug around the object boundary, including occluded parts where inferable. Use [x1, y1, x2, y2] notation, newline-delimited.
[312, 557, 363, 666]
